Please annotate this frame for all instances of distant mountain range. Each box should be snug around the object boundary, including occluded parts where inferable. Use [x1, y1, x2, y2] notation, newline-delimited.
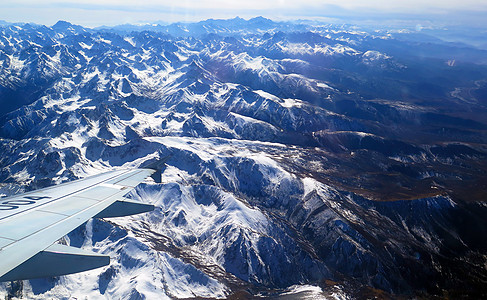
[0, 18, 486, 299]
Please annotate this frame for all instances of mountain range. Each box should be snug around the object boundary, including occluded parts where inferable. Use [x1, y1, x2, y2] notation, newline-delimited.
[0, 17, 486, 299]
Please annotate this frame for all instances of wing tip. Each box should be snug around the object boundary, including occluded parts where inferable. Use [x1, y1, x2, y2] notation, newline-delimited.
[140, 156, 170, 183]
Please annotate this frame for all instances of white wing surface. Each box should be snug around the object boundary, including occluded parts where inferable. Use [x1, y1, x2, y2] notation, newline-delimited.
[0, 168, 156, 281]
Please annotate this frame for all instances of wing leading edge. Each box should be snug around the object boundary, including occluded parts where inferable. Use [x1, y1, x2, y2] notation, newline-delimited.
[0, 168, 156, 282]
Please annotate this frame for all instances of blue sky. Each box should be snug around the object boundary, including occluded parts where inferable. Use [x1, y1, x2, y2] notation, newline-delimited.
[1, 0, 486, 27]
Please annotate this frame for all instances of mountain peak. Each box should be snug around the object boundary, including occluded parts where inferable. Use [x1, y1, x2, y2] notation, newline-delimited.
[51, 20, 86, 34]
[52, 20, 73, 29]
[248, 16, 273, 24]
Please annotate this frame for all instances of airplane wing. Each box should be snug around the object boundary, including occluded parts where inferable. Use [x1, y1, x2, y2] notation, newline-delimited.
[0, 168, 158, 282]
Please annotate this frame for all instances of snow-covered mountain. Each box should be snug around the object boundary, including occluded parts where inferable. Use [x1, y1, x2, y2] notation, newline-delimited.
[0, 18, 487, 298]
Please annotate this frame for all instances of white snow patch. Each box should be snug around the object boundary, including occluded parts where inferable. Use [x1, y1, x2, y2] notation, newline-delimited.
[316, 81, 332, 89]
[96, 37, 112, 44]
[254, 90, 280, 102]
[79, 42, 93, 49]
[174, 51, 188, 62]
[124, 36, 136, 47]
[281, 98, 304, 108]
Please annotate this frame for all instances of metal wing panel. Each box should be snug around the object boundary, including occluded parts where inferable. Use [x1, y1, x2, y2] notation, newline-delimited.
[0, 168, 155, 278]
[0, 169, 130, 221]
[75, 185, 127, 201]
[37, 197, 100, 216]
[0, 211, 67, 241]
[106, 171, 155, 187]
[0, 238, 13, 249]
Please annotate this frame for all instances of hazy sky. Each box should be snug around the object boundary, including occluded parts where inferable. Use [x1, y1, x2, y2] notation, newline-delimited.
[1, 0, 486, 27]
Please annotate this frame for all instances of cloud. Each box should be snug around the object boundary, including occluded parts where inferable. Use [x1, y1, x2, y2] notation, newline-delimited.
[3, 0, 487, 13]
[0, 0, 486, 27]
